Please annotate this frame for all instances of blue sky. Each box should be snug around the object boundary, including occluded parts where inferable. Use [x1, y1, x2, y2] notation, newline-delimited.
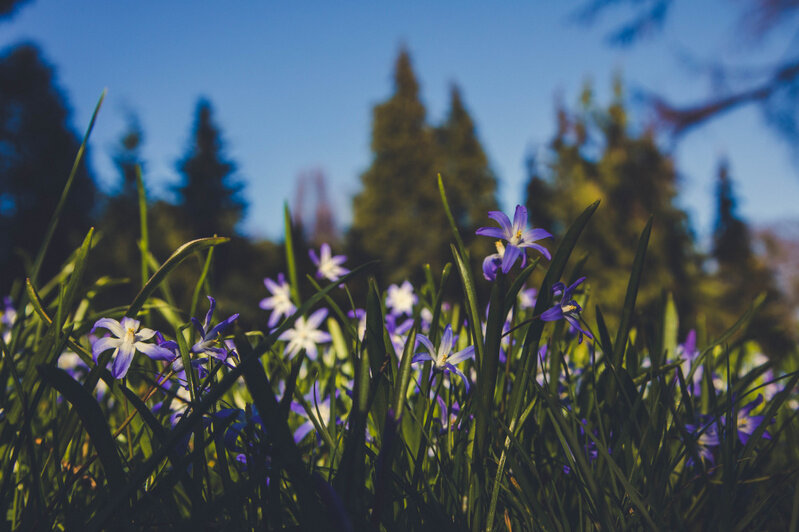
[2, 0, 798, 244]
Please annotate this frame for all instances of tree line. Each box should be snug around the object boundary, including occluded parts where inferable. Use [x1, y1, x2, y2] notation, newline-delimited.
[0, 41, 794, 353]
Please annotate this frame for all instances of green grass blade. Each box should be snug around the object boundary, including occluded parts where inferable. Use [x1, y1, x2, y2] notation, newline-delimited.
[125, 236, 229, 318]
[284, 203, 301, 305]
[37, 366, 126, 496]
[136, 165, 149, 289]
[613, 216, 652, 368]
[30, 90, 105, 286]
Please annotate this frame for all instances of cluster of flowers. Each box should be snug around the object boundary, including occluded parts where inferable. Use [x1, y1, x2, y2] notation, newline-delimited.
[54, 204, 780, 465]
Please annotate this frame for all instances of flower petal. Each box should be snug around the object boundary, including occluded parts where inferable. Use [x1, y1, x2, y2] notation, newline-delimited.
[138, 342, 177, 361]
[475, 227, 506, 239]
[540, 307, 563, 322]
[92, 336, 121, 362]
[487, 210, 512, 237]
[500, 245, 522, 273]
[92, 318, 125, 338]
[512, 205, 528, 233]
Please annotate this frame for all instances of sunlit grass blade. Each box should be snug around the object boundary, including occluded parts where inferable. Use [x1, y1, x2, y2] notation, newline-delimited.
[36, 366, 127, 500]
[125, 236, 229, 318]
[29, 90, 105, 286]
[284, 202, 301, 305]
[86, 261, 375, 530]
[613, 216, 652, 368]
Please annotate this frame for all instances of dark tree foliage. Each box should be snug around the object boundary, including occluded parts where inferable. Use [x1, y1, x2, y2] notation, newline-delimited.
[175, 98, 246, 239]
[351, 50, 498, 283]
[434, 85, 499, 259]
[0, 0, 31, 19]
[92, 117, 146, 300]
[0, 43, 98, 294]
[350, 49, 447, 282]
[526, 81, 703, 326]
[711, 159, 796, 355]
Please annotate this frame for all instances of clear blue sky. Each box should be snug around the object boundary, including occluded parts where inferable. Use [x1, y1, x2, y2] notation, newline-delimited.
[2, 0, 798, 243]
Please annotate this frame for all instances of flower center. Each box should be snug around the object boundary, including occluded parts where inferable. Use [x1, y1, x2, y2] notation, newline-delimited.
[494, 240, 506, 256]
[509, 229, 524, 246]
[561, 304, 578, 313]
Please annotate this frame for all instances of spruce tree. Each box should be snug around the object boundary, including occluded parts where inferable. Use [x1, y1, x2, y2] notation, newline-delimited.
[524, 80, 703, 326]
[0, 44, 98, 293]
[350, 49, 445, 282]
[175, 98, 246, 239]
[711, 159, 794, 355]
[435, 85, 498, 258]
[93, 117, 145, 287]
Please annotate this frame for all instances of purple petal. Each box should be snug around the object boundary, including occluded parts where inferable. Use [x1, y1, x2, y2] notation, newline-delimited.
[501, 245, 522, 273]
[206, 313, 239, 340]
[111, 344, 135, 379]
[307, 308, 329, 329]
[526, 243, 552, 261]
[138, 342, 177, 361]
[482, 255, 500, 281]
[487, 210, 512, 237]
[448, 346, 475, 365]
[475, 227, 505, 239]
[540, 307, 563, 322]
[512, 205, 528, 232]
[92, 317, 125, 337]
[92, 336, 120, 362]
[309, 249, 320, 266]
[204, 296, 216, 330]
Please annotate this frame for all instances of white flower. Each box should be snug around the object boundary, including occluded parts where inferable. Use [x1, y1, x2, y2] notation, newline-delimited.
[278, 308, 331, 360]
[260, 273, 296, 328]
[309, 243, 349, 282]
[91, 317, 174, 379]
[386, 280, 417, 316]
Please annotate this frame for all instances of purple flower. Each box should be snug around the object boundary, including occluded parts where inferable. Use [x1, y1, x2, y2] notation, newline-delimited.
[91, 317, 175, 379]
[309, 243, 349, 282]
[278, 308, 331, 360]
[191, 296, 239, 362]
[476, 205, 552, 280]
[260, 273, 296, 328]
[291, 382, 340, 443]
[412, 325, 475, 391]
[540, 277, 593, 343]
[734, 395, 772, 444]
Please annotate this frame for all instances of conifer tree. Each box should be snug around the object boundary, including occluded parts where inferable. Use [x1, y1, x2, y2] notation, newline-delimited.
[525, 80, 703, 325]
[350, 49, 445, 281]
[435, 85, 498, 257]
[0, 44, 98, 293]
[711, 159, 794, 355]
[175, 98, 246, 239]
[93, 117, 145, 287]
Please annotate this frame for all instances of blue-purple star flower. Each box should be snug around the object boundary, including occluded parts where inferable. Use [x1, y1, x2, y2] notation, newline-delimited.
[260, 273, 296, 329]
[191, 296, 239, 363]
[309, 243, 349, 282]
[291, 382, 340, 443]
[412, 325, 475, 391]
[540, 277, 593, 343]
[476, 205, 552, 280]
[91, 317, 175, 379]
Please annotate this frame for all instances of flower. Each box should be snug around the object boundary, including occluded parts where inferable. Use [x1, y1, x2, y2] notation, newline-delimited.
[518, 287, 537, 310]
[309, 243, 349, 282]
[91, 317, 174, 379]
[191, 296, 239, 362]
[476, 205, 552, 280]
[291, 382, 339, 443]
[540, 277, 593, 343]
[278, 308, 331, 360]
[260, 273, 296, 328]
[412, 325, 475, 391]
[386, 281, 416, 316]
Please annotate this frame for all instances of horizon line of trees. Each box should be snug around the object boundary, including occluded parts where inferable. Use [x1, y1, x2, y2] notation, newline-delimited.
[0, 39, 795, 352]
